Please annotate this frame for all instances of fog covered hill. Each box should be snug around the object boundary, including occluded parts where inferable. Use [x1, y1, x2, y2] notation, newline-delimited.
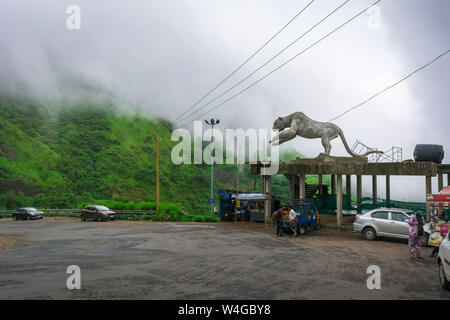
[0, 97, 305, 213]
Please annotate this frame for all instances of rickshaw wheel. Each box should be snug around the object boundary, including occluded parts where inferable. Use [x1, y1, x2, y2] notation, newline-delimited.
[298, 226, 306, 235]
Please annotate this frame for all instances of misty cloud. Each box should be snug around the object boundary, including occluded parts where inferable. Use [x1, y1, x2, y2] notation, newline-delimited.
[0, 0, 448, 200]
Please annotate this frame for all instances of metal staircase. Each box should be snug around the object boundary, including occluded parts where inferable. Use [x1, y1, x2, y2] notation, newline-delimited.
[351, 140, 403, 163]
[305, 184, 319, 198]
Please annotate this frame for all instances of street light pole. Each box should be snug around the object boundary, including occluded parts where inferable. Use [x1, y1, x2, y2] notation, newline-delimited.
[156, 136, 160, 211]
[205, 118, 220, 216]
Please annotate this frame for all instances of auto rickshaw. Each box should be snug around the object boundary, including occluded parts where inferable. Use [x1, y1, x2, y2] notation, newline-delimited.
[280, 200, 321, 235]
[293, 199, 321, 235]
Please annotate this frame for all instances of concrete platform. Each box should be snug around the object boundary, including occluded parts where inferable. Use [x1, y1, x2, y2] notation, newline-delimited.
[252, 157, 450, 226]
[252, 157, 438, 176]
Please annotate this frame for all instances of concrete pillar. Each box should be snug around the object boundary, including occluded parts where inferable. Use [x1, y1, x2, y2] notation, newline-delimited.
[346, 175, 351, 205]
[331, 175, 336, 195]
[426, 176, 432, 197]
[337, 175, 343, 226]
[357, 175, 362, 213]
[318, 174, 323, 196]
[372, 175, 377, 205]
[426, 204, 432, 223]
[290, 175, 296, 206]
[425, 176, 433, 222]
[263, 175, 272, 220]
[299, 174, 306, 199]
[438, 173, 444, 192]
[386, 175, 391, 207]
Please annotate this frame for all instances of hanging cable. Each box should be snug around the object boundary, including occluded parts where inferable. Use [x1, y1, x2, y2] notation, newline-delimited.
[175, 0, 352, 125]
[327, 49, 449, 122]
[177, 0, 383, 128]
[172, 0, 316, 122]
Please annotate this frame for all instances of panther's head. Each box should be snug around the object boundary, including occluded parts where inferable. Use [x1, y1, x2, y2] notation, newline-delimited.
[272, 117, 285, 132]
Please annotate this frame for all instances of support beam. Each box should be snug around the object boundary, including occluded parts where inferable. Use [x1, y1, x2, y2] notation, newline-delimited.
[318, 174, 323, 195]
[438, 173, 444, 192]
[337, 175, 343, 226]
[426, 176, 432, 197]
[346, 175, 351, 205]
[426, 176, 432, 222]
[263, 175, 272, 220]
[290, 175, 296, 206]
[448, 173, 450, 187]
[331, 175, 336, 195]
[262, 176, 265, 194]
[426, 205, 432, 223]
[386, 175, 391, 207]
[372, 175, 377, 205]
[357, 175, 362, 213]
[299, 174, 306, 199]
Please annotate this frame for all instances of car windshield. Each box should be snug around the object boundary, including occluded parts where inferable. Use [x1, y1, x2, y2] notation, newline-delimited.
[24, 208, 38, 212]
[95, 206, 110, 211]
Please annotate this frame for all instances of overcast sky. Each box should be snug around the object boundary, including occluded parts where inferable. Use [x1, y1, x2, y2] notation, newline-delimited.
[0, 0, 448, 200]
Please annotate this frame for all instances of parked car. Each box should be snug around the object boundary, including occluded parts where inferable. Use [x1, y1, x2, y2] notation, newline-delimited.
[13, 208, 44, 220]
[353, 208, 416, 241]
[437, 231, 450, 290]
[81, 205, 116, 221]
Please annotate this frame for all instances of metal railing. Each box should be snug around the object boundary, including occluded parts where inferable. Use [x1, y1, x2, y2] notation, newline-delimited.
[351, 140, 403, 163]
[0, 209, 156, 218]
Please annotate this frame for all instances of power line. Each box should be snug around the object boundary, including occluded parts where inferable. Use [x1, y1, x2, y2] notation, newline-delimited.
[172, 0, 316, 123]
[327, 49, 449, 122]
[175, 0, 351, 125]
[177, 0, 382, 128]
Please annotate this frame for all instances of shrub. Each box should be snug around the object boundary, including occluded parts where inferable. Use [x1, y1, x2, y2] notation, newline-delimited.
[124, 201, 137, 210]
[193, 215, 205, 222]
[204, 216, 220, 222]
[136, 202, 156, 210]
[140, 214, 152, 221]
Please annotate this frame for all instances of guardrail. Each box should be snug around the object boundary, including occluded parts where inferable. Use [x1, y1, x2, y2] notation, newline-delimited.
[0, 209, 156, 218]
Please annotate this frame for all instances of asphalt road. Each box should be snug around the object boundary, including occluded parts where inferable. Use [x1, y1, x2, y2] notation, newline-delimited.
[0, 217, 448, 300]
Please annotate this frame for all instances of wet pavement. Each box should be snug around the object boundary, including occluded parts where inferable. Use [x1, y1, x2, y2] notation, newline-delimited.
[0, 217, 448, 299]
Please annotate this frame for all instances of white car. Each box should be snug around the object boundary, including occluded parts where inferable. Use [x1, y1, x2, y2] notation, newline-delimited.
[353, 208, 415, 241]
[438, 231, 450, 290]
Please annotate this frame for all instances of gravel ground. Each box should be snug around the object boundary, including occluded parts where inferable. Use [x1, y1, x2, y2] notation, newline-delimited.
[0, 217, 448, 300]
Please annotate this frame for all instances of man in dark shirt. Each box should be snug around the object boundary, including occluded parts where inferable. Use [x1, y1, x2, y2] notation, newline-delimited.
[272, 207, 284, 236]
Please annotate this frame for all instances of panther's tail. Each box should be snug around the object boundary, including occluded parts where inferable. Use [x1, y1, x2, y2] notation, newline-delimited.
[338, 130, 383, 158]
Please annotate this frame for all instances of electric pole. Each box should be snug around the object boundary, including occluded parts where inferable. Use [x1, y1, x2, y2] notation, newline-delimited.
[205, 118, 220, 216]
[156, 136, 160, 211]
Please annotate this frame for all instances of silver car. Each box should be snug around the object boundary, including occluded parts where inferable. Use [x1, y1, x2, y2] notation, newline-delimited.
[353, 208, 415, 241]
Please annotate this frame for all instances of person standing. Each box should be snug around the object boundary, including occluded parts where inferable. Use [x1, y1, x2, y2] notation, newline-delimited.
[289, 206, 297, 237]
[409, 211, 425, 260]
[272, 207, 284, 237]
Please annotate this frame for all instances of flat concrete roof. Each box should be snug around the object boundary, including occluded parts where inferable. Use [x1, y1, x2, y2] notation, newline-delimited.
[437, 164, 450, 174]
[251, 158, 441, 176]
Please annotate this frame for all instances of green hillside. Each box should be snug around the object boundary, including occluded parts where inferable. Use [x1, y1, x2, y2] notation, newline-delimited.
[0, 97, 310, 214]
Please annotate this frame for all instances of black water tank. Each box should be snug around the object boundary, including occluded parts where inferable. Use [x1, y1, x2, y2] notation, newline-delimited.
[414, 144, 444, 164]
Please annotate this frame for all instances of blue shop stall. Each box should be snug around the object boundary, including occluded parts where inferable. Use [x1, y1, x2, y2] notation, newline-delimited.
[217, 189, 281, 222]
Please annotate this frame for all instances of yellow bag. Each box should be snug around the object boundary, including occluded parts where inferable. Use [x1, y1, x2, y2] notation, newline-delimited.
[428, 232, 443, 247]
